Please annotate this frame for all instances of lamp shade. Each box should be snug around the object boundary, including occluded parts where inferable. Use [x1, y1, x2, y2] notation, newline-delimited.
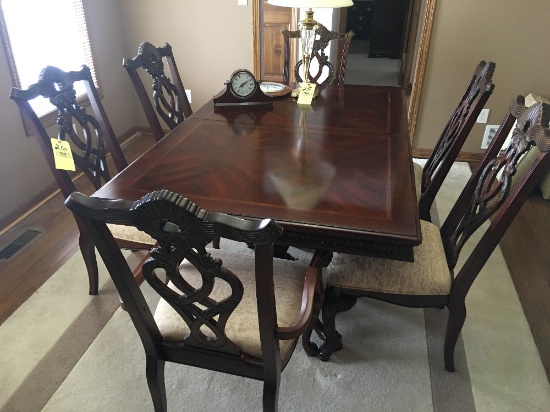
[267, 0, 353, 8]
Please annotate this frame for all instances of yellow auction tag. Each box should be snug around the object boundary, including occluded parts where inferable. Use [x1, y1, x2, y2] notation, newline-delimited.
[51, 138, 75, 171]
[297, 82, 316, 105]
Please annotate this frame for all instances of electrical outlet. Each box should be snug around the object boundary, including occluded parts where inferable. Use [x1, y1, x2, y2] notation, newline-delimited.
[185, 89, 192, 104]
[481, 125, 499, 149]
[477, 108, 489, 123]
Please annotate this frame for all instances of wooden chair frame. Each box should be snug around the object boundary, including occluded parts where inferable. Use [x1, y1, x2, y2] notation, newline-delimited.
[66, 189, 324, 411]
[123, 42, 192, 142]
[311, 98, 550, 372]
[9, 65, 150, 295]
[418, 60, 496, 221]
[282, 23, 354, 86]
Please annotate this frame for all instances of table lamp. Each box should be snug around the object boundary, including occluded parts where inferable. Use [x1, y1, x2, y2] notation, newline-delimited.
[267, 0, 353, 93]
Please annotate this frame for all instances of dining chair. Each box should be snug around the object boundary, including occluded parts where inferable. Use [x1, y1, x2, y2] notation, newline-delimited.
[312, 97, 550, 372]
[123, 41, 192, 142]
[282, 24, 354, 86]
[123, 41, 222, 250]
[9, 65, 155, 295]
[65, 188, 324, 412]
[414, 60, 496, 221]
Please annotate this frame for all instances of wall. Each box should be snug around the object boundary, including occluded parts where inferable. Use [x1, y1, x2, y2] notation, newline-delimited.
[0, 0, 139, 222]
[414, 0, 550, 153]
[0, 0, 254, 225]
[118, 0, 254, 116]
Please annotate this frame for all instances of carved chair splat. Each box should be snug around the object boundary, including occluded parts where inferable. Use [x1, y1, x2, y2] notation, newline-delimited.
[415, 60, 496, 221]
[283, 23, 354, 86]
[123, 42, 192, 142]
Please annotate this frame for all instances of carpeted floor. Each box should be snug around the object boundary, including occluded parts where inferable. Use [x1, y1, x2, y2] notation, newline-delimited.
[344, 40, 399, 87]
[344, 53, 400, 87]
[1, 162, 549, 411]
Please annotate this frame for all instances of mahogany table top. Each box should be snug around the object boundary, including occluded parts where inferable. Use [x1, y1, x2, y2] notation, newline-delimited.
[94, 84, 421, 261]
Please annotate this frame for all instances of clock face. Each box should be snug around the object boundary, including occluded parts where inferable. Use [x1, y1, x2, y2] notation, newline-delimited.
[229, 70, 257, 99]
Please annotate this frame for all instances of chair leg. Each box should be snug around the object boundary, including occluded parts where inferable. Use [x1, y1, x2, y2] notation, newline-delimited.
[79, 233, 99, 295]
[302, 317, 323, 356]
[261, 353, 281, 412]
[262, 378, 279, 412]
[302, 249, 332, 356]
[443, 301, 466, 372]
[145, 355, 167, 412]
[318, 285, 357, 362]
[212, 236, 220, 249]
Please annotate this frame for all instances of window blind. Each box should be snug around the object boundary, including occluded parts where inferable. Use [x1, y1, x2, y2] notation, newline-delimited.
[0, 0, 98, 117]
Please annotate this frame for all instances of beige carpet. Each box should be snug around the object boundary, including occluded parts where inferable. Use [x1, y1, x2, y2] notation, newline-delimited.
[1, 162, 549, 411]
[344, 52, 400, 87]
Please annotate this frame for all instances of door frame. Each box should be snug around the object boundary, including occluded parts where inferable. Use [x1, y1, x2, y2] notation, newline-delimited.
[253, 0, 437, 144]
[253, 1, 262, 77]
[406, 0, 436, 142]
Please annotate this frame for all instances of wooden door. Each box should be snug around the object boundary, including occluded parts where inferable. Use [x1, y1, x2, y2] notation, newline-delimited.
[258, 1, 296, 82]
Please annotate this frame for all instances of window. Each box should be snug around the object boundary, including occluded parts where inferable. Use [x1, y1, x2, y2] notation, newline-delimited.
[0, 0, 98, 119]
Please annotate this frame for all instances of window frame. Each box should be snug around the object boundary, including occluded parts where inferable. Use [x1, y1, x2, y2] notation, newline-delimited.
[0, 0, 101, 135]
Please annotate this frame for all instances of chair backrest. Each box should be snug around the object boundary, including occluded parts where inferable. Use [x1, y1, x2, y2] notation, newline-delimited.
[9, 65, 127, 199]
[123, 42, 192, 142]
[440, 100, 550, 298]
[283, 24, 354, 86]
[440, 95, 525, 240]
[65, 188, 286, 368]
[418, 60, 496, 220]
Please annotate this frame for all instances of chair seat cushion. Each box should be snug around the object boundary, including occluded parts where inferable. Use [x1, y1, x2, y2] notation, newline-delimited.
[413, 161, 423, 202]
[107, 223, 156, 245]
[154, 249, 307, 359]
[327, 220, 452, 296]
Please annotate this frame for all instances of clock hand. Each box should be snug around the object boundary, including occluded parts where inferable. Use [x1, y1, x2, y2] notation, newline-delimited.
[240, 79, 253, 88]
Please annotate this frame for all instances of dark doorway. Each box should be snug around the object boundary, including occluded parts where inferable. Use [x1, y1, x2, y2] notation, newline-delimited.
[344, 0, 410, 87]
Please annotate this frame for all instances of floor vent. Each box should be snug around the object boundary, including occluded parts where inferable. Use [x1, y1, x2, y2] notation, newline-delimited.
[0, 228, 43, 261]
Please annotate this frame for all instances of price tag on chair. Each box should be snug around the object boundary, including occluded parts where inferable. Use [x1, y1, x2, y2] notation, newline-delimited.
[51, 138, 75, 171]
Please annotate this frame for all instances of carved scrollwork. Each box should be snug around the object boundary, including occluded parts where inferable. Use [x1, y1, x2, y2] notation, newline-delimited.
[422, 61, 495, 191]
[134, 42, 184, 129]
[142, 246, 244, 354]
[152, 76, 184, 128]
[318, 285, 357, 361]
[32, 66, 111, 189]
[446, 102, 550, 267]
[289, 23, 354, 85]
[281, 230, 414, 262]
[128, 190, 251, 354]
[137, 41, 166, 79]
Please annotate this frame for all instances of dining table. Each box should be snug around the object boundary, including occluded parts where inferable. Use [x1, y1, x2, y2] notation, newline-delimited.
[93, 84, 421, 262]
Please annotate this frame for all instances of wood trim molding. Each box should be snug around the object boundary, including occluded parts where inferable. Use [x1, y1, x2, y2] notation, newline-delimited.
[408, 0, 437, 144]
[412, 148, 484, 165]
[253, 0, 261, 78]
[402, 0, 422, 92]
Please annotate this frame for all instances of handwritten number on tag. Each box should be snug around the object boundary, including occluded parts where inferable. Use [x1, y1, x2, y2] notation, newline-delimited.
[297, 83, 316, 105]
[51, 138, 76, 171]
